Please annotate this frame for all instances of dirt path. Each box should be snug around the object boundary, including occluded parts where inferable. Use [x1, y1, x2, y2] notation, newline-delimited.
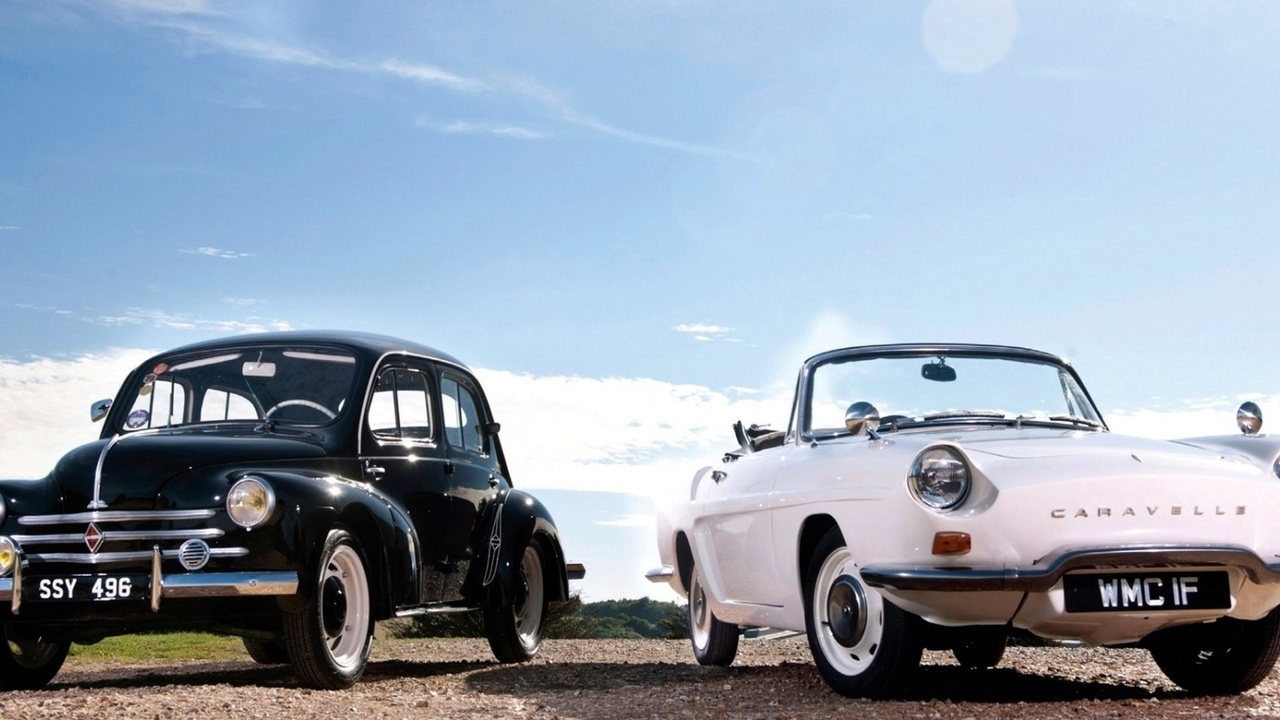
[2, 638, 1278, 719]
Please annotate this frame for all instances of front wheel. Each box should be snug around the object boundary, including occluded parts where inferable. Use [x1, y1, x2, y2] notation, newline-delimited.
[804, 527, 922, 698]
[0, 625, 70, 690]
[282, 529, 374, 689]
[1148, 607, 1280, 695]
[688, 560, 739, 666]
[485, 540, 548, 662]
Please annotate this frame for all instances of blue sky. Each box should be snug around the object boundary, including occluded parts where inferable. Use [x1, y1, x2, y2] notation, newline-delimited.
[3, 1, 1280, 601]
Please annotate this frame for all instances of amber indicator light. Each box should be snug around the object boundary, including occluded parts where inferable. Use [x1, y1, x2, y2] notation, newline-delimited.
[932, 531, 971, 556]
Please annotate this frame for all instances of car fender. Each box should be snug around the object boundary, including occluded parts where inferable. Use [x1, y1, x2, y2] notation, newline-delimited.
[474, 488, 571, 607]
[249, 470, 421, 617]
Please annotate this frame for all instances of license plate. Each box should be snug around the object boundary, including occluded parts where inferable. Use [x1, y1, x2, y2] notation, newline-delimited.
[26, 575, 148, 602]
[1063, 570, 1230, 613]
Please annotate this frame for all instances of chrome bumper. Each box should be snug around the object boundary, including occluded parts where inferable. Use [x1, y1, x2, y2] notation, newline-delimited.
[861, 545, 1280, 593]
[0, 545, 297, 614]
[646, 565, 674, 583]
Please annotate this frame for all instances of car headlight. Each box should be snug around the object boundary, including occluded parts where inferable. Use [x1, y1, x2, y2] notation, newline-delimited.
[1273, 456, 1280, 480]
[0, 536, 17, 577]
[908, 447, 971, 510]
[227, 476, 276, 529]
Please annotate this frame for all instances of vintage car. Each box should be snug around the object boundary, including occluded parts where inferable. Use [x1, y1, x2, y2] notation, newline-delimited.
[0, 331, 583, 690]
[649, 343, 1280, 698]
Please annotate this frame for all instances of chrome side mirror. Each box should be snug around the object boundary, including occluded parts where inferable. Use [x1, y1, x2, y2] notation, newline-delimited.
[844, 401, 880, 437]
[1238, 402, 1263, 436]
[91, 399, 112, 423]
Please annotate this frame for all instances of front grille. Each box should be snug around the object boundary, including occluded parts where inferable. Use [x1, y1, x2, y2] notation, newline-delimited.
[12, 509, 247, 567]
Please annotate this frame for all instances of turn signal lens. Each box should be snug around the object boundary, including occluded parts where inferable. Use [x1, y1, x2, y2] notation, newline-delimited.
[932, 532, 971, 556]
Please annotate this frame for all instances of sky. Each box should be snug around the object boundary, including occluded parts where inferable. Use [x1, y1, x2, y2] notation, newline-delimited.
[2, 0, 1280, 602]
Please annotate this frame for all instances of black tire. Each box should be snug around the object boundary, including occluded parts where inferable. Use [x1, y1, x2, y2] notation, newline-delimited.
[952, 629, 1007, 669]
[1148, 607, 1280, 695]
[803, 527, 923, 698]
[688, 560, 739, 666]
[282, 529, 374, 689]
[484, 540, 548, 663]
[243, 637, 290, 665]
[0, 625, 70, 690]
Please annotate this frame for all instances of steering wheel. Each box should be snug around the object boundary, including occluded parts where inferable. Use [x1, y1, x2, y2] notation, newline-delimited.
[265, 399, 337, 420]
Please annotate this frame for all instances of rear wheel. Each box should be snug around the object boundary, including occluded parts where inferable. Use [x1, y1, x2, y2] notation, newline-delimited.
[688, 560, 739, 666]
[283, 529, 374, 689]
[0, 625, 70, 690]
[243, 637, 290, 665]
[485, 540, 548, 662]
[804, 527, 922, 698]
[1149, 607, 1280, 695]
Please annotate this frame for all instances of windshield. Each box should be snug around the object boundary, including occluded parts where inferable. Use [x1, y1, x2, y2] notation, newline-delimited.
[803, 352, 1102, 439]
[118, 345, 359, 432]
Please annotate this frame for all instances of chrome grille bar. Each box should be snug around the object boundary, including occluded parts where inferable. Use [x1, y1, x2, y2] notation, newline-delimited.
[18, 509, 216, 526]
[12, 528, 225, 546]
[27, 547, 249, 564]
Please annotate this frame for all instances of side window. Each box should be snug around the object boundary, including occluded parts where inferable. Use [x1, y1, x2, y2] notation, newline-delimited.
[125, 379, 188, 429]
[441, 376, 485, 455]
[367, 367, 433, 442]
[199, 389, 259, 422]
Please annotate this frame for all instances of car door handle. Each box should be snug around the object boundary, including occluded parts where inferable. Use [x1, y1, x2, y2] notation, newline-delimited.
[712, 470, 728, 483]
[488, 474, 498, 488]
[364, 461, 385, 481]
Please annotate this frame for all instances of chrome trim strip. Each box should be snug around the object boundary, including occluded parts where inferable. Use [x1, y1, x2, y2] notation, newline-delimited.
[161, 571, 298, 598]
[861, 545, 1280, 593]
[27, 547, 249, 564]
[90, 434, 126, 510]
[10, 558, 21, 613]
[19, 509, 217, 526]
[12, 528, 225, 546]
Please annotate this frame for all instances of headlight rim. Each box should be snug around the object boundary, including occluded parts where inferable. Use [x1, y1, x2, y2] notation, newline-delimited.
[908, 446, 972, 511]
[227, 476, 277, 529]
[0, 536, 17, 578]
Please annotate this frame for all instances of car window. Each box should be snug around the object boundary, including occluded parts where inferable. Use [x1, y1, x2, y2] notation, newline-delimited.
[367, 367, 434, 442]
[199, 388, 258, 422]
[441, 375, 485, 455]
[125, 378, 189, 429]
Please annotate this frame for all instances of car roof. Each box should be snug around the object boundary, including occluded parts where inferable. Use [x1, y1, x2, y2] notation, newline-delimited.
[151, 330, 468, 370]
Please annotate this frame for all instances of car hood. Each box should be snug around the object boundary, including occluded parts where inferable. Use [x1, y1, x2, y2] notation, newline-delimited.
[49, 428, 328, 512]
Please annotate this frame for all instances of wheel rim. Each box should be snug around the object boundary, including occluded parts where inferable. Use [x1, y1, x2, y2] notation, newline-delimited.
[813, 546, 884, 675]
[689, 567, 711, 651]
[513, 544, 544, 651]
[8, 638, 61, 670]
[319, 543, 370, 670]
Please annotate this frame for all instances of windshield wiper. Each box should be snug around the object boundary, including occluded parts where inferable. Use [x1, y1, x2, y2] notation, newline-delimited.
[921, 410, 1007, 422]
[1048, 415, 1105, 430]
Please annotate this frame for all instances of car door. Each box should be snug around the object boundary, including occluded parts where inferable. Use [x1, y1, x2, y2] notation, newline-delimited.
[360, 360, 454, 603]
[438, 370, 505, 601]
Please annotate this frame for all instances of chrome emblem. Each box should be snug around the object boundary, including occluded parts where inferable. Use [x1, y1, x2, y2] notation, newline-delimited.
[84, 523, 104, 553]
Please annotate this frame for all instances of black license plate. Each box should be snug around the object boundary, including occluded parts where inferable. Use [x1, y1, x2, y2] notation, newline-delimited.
[26, 575, 148, 602]
[1064, 570, 1230, 613]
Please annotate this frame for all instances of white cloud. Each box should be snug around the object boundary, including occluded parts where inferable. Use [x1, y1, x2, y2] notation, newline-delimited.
[76, 1, 735, 157]
[674, 323, 734, 335]
[0, 226, 20, 232]
[415, 118, 549, 140]
[181, 246, 252, 259]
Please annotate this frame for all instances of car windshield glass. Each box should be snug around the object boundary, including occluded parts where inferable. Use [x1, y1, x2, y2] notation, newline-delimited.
[118, 345, 359, 432]
[805, 352, 1101, 438]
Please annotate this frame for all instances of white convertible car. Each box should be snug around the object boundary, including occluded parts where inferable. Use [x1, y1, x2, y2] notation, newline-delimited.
[648, 343, 1280, 698]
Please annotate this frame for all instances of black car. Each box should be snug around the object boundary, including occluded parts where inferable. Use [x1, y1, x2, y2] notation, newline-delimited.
[0, 331, 583, 689]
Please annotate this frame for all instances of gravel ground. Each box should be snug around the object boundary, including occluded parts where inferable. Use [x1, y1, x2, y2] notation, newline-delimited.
[2, 637, 1280, 719]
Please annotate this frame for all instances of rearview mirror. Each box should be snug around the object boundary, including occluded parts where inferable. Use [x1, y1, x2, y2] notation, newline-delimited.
[922, 362, 956, 382]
